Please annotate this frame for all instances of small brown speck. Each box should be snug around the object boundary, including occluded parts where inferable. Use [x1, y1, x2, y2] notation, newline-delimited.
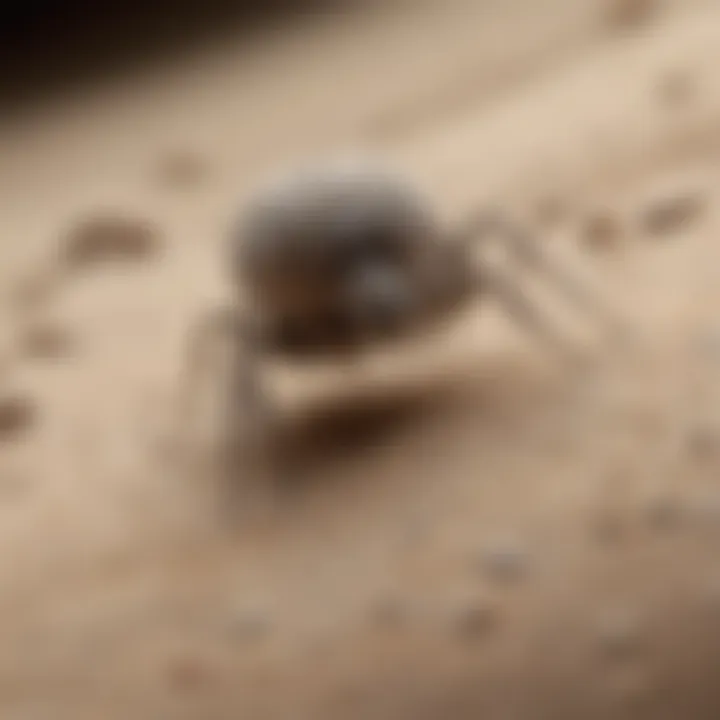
[21, 320, 73, 360]
[475, 540, 529, 584]
[61, 215, 161, 269]
[657, 68, 695, 108]
[593, 510, 628, 545]
[605, 0, 657, 29]
[596, 609, 644, 660]
[157, 151, 208, 188]
[0, 395, 35, 440]
[535, 195, 566, 227]
[582, 212, 623, 252]
[370, 595, 408, 630]
[453, 596, 498, 641]
[166, 655, 211, 692]
[645, 494, 683, 531]
[641, 192, 705, 237]
[227, 607, 271, 644]
[685, 426, 720, 462]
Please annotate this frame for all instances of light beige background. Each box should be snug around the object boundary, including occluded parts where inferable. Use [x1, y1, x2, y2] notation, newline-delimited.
[1, 0, 720, 717]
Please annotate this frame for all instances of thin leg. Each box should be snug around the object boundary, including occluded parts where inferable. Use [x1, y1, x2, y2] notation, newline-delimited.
[178, 307, 281, 522]
[179, 306, 249, 458]
[455, 210, 629, 341]
[480, 265, 577, 359]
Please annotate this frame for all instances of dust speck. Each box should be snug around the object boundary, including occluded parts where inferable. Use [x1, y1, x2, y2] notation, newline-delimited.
[0, 394, 35, 440]
[166, 654, 212, 692]
[596, 609, 644, 660]
[157, 151, 208, 188]
[451, 594, 498, 641]
[474, 538, 529, 584]
[657, 68, 695, 108]
[645, 494, 683, 531]
[685, 426, 720, 462]
[641, 192, 705, 237]
[20, 319, 74, 360]
[370, 595, 408, 630]
[227, 606, 271, 644]
[535, 194, 567, 227]
[581, 212, 623, 253]
[60, 215, 161, 269]
[605, 0, 658, 30]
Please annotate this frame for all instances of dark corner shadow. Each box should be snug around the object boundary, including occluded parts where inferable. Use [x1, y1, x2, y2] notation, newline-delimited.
[0, 0, 360, 116]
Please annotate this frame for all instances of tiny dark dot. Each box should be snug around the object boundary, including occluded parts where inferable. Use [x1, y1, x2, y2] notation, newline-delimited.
[21, 321, 73, 360]
[535, 195, 567, 227]
[685, 426, 720, 462]
[474, 541, 529, 584]
[593, 511, 628, 545]
[641, 192, 705, 237]
[157, 151, 208, 188]
[61, 215, 161, 270]
[453, 597, 498, 641]
[581, 212, 623, 252]
[596, 610, 644, 660]
[10, 269, 59, 315]
[605, 0, 657, 30]
[227, 607, 271, 644]
[657, 69, 695, 108]
[166, 655, 212, 692]
[0, 395, 35, 440]
[370, 596, 408, 630]
[645, 494, 683, 531]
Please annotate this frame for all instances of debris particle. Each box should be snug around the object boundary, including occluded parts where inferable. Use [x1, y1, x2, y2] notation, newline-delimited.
[657, 68, 695, 108]
[21, 319, 73, 359]
[605, 0, 658, 29]
[474, 539, 529, 584]
[157, 151, 208, 188]
[370, 595, 408, 629]
[596, 609, 644, 660]
[0, 394, 35, 440]
[593, 510, 628, 545]
[582, 211, 623, 252]
[641, 192, 705, 237]
[685, 426, 720, 462]
[61, 215, 161, 269]
[645, 494, 683, 531]
[227, 606, 271, 644]
[166, 655, 212, 692]
[535, 194, 567, 227]
[452, 594, 498, 641]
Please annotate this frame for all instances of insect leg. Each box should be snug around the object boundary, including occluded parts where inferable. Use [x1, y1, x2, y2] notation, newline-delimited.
[455, 210, 629, 341]
[179, 307, 280, 521]
[478, 264, 577, 359]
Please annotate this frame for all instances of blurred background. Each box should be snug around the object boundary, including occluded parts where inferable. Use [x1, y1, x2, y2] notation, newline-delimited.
[2, 0, 720, 718]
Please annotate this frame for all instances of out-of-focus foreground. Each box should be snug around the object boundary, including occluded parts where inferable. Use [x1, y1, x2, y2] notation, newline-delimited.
[2, 0, 720, 717]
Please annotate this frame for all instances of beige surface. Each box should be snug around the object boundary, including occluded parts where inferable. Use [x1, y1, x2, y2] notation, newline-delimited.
[2, 0, 720, 717]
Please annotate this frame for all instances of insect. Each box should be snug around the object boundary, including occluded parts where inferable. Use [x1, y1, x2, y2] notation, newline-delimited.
[181, 158, 625, 503]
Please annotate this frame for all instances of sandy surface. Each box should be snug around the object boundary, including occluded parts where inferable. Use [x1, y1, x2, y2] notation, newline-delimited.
[2, 0, 720, 717]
